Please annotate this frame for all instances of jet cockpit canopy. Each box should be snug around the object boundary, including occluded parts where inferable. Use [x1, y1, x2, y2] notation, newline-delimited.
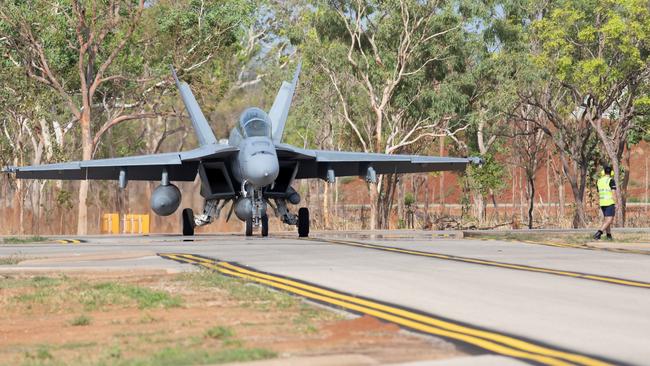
[239, 107, 272, 138]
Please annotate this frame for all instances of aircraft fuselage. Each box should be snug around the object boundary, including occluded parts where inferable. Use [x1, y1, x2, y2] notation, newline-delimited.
[235, 136, 279, 189]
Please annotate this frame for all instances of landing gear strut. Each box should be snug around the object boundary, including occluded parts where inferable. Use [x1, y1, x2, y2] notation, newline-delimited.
[243, 188, 269, 237]
[182, 199, 227, 236]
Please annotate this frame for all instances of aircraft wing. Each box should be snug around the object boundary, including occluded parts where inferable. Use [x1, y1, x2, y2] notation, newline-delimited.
[3, 144, 238, 181]
[275, 144, 481, 180]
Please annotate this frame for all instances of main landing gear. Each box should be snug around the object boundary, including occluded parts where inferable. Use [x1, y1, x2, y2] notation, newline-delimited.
[298, 207, 309, 237]
[182, 208, 195, 236]
[181, 199, 226, 236]
[181, 198, 310, 238]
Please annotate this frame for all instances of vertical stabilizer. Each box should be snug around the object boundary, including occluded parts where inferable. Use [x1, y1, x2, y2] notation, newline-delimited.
[269, 62, 301, 144]
[171, 66, 218, 146]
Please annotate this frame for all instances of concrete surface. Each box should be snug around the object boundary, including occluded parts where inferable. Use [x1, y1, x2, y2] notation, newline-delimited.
[1, 230, 648, 365]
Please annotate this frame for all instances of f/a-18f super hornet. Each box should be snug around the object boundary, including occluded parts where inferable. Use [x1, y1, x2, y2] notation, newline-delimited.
[4, 63, 481, 237]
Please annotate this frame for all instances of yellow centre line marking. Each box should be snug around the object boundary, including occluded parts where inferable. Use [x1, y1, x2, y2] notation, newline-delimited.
[159, 253, 612, 366]
[305, 238, 650, 289]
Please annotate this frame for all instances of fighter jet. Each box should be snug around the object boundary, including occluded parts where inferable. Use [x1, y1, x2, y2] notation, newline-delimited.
[4, 63, 481, 237]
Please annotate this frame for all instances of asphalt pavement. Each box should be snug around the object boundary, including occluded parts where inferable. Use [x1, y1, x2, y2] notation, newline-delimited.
[1, 230, 649, 365]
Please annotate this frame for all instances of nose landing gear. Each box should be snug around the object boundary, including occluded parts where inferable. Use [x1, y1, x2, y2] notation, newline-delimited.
[246, 214, 269, 237]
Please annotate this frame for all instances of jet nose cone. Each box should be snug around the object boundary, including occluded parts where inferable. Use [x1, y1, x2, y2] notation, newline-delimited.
[244, 154, 279, 187]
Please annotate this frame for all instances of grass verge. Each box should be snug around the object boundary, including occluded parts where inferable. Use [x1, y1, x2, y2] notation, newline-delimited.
[468, 232, 650, 245]
[0, 255, 26, 265]
[117, 346, 276, 366]
[69, 315, 91, 326]
[3, 236, 48, 244]
[1, 271, 357, 366]
[176, 270, 298, 310]
[8, 276, 183, 311]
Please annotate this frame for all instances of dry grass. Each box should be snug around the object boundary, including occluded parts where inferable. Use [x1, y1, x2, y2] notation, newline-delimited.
[0, 270, 463, 366]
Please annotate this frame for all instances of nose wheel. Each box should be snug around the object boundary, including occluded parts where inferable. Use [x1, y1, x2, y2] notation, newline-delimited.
[245, 215, 269, 237]
[298, 207, 309, 237]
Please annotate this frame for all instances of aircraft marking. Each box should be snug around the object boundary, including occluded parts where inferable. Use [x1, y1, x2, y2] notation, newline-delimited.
[300, 238, 650, 289]
[158, 252, 616, 366]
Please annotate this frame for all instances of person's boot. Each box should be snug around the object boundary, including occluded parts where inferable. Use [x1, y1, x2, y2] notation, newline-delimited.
[593, 230, 603, 240]
[606, 233, 613, 241]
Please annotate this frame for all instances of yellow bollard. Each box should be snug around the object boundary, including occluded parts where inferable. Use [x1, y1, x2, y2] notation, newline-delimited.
[122, 214, 150, 234]
[101, 213, 120, 234]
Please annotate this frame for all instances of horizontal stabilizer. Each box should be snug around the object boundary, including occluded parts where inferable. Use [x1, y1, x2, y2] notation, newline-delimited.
[269, 62, 301, 144]
[171, 66, 218, 146]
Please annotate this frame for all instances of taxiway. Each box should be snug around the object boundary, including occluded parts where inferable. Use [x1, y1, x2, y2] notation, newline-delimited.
[1, 231, 649, 365]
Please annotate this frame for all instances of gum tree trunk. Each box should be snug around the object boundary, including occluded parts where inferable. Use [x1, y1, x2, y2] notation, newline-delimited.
[77, 110, 92, 235]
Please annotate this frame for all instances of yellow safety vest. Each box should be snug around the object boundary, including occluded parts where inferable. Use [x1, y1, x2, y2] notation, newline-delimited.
[597, 176, 615, 207]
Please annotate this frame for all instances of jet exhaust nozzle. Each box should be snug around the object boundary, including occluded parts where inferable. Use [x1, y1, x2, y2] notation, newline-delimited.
[150, 184, 181, 216]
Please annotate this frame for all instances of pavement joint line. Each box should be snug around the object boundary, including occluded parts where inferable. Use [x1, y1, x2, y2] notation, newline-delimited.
[515, 239, 650, 256]
[301, 238, 650, 290]
[158, 252, 617, 366]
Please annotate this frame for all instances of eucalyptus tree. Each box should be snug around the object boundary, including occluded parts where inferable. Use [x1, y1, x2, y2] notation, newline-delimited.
[490, 0, 597, 227]
[1, 0, 256, 234]
[296, 0, 474, 229]
[531, 0, 650, 225]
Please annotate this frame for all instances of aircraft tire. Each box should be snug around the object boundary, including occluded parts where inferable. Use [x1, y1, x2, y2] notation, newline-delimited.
[182, 208, 195, 236]
[261, 215, 269, 237]
[245, 218, 253, 236]
[298, 207, 309, 237]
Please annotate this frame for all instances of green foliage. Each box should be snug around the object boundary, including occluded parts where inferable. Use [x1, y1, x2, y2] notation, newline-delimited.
[11, 277, 183, 311]
[3, 236, 49, 244]
[290, 0, 480, 152]
[24, 345, 53, 362]
[0, 0, 257, 163]
[178, 270, 297, 309]
[0, 255, 25, 265]
[404, 192, 416, 207]
[82, 282, 183, 310]
[115, 346, 276, 366]
[465, 153, 507, 196]
[533, 0, 649, 96]
[204, 326, 234, 340]
[70, 314, 92, 326]
[55, 190, 74, 211]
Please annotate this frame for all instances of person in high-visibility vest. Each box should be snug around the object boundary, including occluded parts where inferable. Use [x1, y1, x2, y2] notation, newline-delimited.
[594, 166, 616, 240]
